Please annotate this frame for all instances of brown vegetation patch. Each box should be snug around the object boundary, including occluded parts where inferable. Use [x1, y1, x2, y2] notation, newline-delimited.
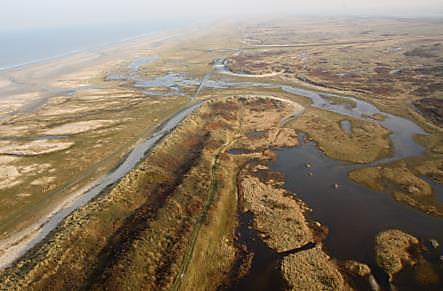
[0, 96, 304, 290]
[236, 128, 298, 151]
[289, 108, 391, 163]
[226, 51, 288, 75]
[404, 45, 441, 58]
[375, 229, 420, 278]
[282, 246, 350, 290]
[240, 175, 313, 251]
[413, 98, 443, 128]
[349, 163, 443, 216]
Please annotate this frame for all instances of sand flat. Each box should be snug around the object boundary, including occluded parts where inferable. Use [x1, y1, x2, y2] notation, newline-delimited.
[43, 120, 116, 135]
[0, 140, 74, 156]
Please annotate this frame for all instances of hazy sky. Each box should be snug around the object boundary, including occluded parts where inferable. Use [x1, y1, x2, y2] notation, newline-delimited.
[1, 0, 442, 30]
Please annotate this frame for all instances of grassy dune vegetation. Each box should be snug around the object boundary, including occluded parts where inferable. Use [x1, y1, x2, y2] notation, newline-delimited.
[0, 96, 317, 290]
[1, 18, 442, 291]
[0, 100, 210, 289]
[226, 19, 443, 125]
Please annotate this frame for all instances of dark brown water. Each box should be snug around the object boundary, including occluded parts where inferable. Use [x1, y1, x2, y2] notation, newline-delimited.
[108, 57, 441, 289]
[224, 211, 317, 291]
[224, 211, 289, 291]
[214, 62, 442, 289]
[269, 136, 443, 289]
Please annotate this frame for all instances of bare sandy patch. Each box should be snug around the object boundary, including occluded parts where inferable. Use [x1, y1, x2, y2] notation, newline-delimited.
[0, 156, 21, 190]
[31, 176, 56, 186]
[0, 166, 21, 190]
[19, 163, 52, 175]
[38, 105, 96, 116]
[0, 78, 11, 88]
[51, 69, 98, 88]
[0, 125, 34, 137]
[0, 92, 40, 105]
[0, 157, 53, 191]
[0, 140, 74, 156]
[0, 92, 43, 117]
[43, 120, 116, 135]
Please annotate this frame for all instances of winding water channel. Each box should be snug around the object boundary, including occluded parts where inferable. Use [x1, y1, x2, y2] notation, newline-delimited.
[214, 61, 442, 289]
[3, 55, 442, 289]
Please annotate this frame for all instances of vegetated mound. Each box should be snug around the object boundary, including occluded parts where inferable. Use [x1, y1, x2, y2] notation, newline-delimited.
[375, 229, 420, 279]
[289, 108, 391, 163]
[348, 162, 443, 216]
[413, 97, 443, 128]
[225, 50, 287, 75]
[404, 44, 441, 59]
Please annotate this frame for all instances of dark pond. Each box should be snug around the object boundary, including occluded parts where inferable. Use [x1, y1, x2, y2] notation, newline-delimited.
[269, 136, 443, 289]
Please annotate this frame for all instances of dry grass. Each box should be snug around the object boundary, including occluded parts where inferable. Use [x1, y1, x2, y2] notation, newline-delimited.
[288, 107, 391, 163]
[375, 229, 420, 278]
[179, 154, 240, 291]
[0, 96, 305, 290]
[240, 175, 313, 251]
[282, 246, 350, 291]
[349, 161, 443, 216]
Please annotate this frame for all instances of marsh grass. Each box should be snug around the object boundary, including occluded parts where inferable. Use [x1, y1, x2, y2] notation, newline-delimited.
[288, 107, 392, 163]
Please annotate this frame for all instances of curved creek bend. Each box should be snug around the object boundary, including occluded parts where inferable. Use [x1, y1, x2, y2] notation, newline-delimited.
[216, 64, 443, 289]
[3, 56, 442, 289]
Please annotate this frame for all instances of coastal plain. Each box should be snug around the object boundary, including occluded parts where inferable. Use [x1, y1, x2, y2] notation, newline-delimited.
[0, 18, 443, 290]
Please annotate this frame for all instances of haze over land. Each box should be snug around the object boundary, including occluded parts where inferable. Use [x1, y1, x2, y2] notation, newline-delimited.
[0, 1, 442, 290]
[1, 0, 443, 30]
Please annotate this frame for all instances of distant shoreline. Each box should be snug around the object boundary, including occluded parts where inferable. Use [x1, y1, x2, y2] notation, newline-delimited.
[0, 22, 191, 73]
[0, 27, 188, 268]
[0, 32, 159, 73]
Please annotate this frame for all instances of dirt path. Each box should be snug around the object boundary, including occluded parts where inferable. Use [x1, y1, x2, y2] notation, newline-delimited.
[171, 134, 237, 290]
[171, 95, 304, 290]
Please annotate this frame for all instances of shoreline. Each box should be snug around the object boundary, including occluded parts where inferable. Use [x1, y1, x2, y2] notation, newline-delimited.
[0, 26, 195, 269]
[0, 30, 174, 77]
[0, 29, 183, 122]
[1, 18, 442, 289]
[0, 23, 190, 74]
